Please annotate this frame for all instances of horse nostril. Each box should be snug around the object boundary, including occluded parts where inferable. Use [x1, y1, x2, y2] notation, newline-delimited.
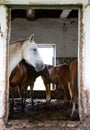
[42, 64, 45, 70]
[35, 63, 45, 72]
[40, 63, 45, 70]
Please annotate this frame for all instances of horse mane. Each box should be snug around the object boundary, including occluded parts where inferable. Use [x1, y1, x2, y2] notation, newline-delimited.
[10, 38, 29, 45]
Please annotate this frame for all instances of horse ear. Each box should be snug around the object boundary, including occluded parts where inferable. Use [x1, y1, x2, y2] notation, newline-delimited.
[29, 34, 34, 42]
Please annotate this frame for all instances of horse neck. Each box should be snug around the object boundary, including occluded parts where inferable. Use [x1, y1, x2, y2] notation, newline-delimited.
[47, 65, 54, 76]
[9, 47, 22, 77]
[41, 65, 52, 81]
[23, 61, 40, 79]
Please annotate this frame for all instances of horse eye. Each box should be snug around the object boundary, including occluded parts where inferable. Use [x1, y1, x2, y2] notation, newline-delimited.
[33, 48, 36, 51]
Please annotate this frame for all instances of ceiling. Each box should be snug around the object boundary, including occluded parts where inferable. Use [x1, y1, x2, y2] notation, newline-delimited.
[11, 9, 78, 20]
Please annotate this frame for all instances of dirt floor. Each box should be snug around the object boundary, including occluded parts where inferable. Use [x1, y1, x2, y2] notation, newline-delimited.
[3, 99, 87, 130]
[8, 99, 79, 121]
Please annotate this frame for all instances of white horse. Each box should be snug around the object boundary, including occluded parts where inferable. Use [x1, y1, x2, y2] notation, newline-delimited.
[9, 34, 44, 76]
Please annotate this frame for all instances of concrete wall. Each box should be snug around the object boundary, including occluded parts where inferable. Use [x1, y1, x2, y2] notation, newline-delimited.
[0, 6, 10, 127]
[10, 18, 78, 58]
[5, 0, 88, 5]
[81, 4, 90, 117]
[83, 6, 90, 92]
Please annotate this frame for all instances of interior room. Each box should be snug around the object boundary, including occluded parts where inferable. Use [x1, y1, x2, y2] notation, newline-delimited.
[9, 8, 79, 123]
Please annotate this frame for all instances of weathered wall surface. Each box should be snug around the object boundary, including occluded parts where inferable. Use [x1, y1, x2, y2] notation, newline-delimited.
[10, 18, 78, 58]
[5, 0, 88, 5]
[0, 0, 90, 128]
[82, 4, 90, 117]
[0, 5, 9, 128]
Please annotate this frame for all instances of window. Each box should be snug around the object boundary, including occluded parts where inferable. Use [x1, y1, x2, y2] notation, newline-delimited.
[28, 44, 56, 91]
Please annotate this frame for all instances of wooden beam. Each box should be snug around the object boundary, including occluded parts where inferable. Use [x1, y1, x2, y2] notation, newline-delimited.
[60, 10, 71, 19]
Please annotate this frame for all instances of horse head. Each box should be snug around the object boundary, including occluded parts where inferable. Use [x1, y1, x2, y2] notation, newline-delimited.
[22, 34, 45, 72]
[9, 34, 45, 77]
[41, 64, 51, 82]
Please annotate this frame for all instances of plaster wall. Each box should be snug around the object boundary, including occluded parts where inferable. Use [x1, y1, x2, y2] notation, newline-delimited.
[5, 0, 88, 6]
[83, 5, 90, 91]
[0, 6, 9, 127]
[82, 5, 90, 115]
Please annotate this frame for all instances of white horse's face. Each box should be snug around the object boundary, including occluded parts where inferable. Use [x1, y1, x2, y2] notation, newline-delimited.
[23, 34, 45, 72]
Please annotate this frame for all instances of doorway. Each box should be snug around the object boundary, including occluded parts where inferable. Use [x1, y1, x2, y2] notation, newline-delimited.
[9, 8, 79, 122]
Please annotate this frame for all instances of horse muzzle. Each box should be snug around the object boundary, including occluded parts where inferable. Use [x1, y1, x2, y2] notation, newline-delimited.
[35, 63, 45, 72]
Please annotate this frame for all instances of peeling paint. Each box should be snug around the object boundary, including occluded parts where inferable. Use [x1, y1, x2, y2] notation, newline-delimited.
[83, 5, 90, 91]
[0, 0, 8, 5]
[3, 0, 88, 6]
[0, 34, 6, 118]
[0, 0, 90, 127]
[0, 5, 9, 127]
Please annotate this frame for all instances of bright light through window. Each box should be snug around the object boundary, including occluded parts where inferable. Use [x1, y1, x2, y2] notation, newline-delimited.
[38, 47, 54, 65]
[28, 44, 56, 91]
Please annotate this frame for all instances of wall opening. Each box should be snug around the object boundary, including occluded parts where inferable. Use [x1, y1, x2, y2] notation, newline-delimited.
[9, 7, 80, 123]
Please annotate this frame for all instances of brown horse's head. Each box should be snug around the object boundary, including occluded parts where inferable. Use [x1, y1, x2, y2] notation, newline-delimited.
[40, 64, 51, 82]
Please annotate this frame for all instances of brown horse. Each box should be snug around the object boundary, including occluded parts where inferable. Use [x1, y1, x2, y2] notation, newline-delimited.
[41, 64, 70, 103]
[69, 59, 78, 116]
[9, 59, 48, 111]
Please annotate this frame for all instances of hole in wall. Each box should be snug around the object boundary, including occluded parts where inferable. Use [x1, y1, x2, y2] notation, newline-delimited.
[9, 8, 80, 124]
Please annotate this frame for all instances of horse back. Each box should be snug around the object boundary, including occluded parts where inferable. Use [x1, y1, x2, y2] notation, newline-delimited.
[18, 60, 41, 91]
[69, 59, 78, 103]
[10, 60, 27, 86]
[42, 64, 69, 84]
[53, 64, 69, 85]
